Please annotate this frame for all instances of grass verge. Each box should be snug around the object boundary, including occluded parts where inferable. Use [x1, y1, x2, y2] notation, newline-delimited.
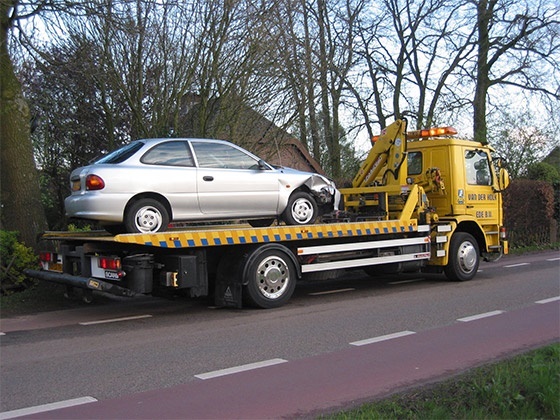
[327, 343, 560, 419]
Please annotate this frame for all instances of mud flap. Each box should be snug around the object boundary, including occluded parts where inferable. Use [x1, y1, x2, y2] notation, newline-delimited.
[214, 280, 243, 308]
[214, 254, 243, 308]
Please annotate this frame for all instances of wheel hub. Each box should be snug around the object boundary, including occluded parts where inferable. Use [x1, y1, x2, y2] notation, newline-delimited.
[458, 241, 477, 273]
[135, 207, 162, 232]
[292, 199, 313, 224]
[256, 256, 290, 299]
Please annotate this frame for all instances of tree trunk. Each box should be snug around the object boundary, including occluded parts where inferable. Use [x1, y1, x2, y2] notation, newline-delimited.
[1, 4, 48, 249]
[473, 0, 492, 145]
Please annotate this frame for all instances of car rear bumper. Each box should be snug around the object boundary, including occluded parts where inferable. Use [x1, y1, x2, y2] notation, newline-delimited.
[65, 193, 127, 222]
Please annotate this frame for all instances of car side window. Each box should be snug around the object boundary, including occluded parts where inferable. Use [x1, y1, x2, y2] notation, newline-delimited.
[141, 141, 195, 167]
[191, 142, 260, 169]
[95, 141, 144, 164]
[465, 149, 491, 185]
[407, 151, 422, 175]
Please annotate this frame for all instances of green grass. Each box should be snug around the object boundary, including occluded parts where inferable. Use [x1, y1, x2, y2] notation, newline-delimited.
[326, 344, 560, 419]
[509, 242, 560, 254]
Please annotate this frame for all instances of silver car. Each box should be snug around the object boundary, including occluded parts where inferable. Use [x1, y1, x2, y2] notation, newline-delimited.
[65, 138, 338, 233]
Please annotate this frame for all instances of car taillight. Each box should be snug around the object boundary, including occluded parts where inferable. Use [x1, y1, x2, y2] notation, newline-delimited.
[86, 174, 105, 191]
[98, 256, 121, 270]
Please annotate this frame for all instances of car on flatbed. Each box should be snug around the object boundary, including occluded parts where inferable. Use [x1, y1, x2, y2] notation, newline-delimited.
[65, 138, 338, 234]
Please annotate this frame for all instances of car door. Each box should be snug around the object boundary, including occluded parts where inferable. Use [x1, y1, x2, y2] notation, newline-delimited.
[190, 141, 279, 216]
[139, 140, 199, 218]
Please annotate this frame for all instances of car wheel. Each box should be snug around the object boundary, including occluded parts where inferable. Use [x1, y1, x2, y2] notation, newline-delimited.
[282, 191, 318, 225]
[124, 198, 169, 233]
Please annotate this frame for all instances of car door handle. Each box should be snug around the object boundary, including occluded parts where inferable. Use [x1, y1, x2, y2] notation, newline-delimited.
[203, 176, 214, 182]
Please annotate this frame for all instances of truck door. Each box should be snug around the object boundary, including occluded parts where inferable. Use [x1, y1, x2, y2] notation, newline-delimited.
[464, 149, 500, 225]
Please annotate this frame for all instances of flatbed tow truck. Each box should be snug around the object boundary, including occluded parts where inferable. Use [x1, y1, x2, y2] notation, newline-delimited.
[26, 119, 510, 309]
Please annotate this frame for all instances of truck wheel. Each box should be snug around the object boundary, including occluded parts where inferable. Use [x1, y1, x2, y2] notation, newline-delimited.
[242, 247, 297, 309]
[282, 191, 318, 225]
[125, 198, 169, 233]
[444, 232, 480, 281]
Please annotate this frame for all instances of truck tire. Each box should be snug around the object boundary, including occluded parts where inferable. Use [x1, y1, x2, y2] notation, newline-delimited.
[125, 198, 169, 233]
[444, 232, 480, 281]
[242, 246, 297, 309]
[282, 191, 318, 225]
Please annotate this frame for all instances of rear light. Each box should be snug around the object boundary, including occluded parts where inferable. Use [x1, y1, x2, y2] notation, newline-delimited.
[98, 256, 122, 270]
[500, 227, 507, 239]
[40, 251, 54, 262]
[86, 174, 105, 191]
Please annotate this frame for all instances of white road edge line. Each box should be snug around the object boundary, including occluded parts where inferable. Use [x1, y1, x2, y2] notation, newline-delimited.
[309, 288, 355, 296]
[457, 310, 504, 322]
[0, 396, 97, 420]
[350, 330, 416, 347]
[79, 314, 153, 326]
[536, 296, 560, 304]
[0, 332, 5, 336]
[546, 257, 560, 262]
[195, 358, 287, 380]
[504, 263, 530, 268]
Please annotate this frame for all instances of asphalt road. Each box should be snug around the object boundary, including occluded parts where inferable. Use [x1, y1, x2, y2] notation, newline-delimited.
[1, 250, 559, 418]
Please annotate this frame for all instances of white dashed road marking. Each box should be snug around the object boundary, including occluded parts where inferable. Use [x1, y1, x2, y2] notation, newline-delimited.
[536, 296, 560, 304]
[0, 397, 97, 419]
[350, 330, 416, 346]
[504, 263, 530, 268]
[457, 310, 504, 322]
[195, 358, 288, 380]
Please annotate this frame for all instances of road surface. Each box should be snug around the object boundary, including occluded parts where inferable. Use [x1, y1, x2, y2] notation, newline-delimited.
[1, 250, 558, 418]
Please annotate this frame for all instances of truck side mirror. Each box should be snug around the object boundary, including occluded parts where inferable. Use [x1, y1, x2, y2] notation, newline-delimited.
[496, 167, 510, 191]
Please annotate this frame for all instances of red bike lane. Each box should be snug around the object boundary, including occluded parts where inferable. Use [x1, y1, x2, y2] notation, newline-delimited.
[20, 300, 559, 419]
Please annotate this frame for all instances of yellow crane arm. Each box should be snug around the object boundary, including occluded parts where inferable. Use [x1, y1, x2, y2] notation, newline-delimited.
[352, 119, 407, 188]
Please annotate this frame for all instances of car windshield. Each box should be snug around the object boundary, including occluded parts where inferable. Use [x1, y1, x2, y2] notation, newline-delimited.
[95, 141, 145, 164]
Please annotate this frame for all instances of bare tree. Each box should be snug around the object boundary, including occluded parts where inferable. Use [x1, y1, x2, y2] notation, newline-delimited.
[472, 0, 560, 144]
[1, 1, 48, 248]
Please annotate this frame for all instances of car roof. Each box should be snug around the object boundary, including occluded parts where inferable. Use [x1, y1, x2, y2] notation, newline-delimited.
[137, 138, 230, 145]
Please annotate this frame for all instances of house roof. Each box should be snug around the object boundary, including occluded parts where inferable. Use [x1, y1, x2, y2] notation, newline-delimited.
[177, 95, 325, 175]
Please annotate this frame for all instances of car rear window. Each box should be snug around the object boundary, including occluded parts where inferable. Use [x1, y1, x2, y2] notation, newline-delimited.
[95, 141, 144, 164]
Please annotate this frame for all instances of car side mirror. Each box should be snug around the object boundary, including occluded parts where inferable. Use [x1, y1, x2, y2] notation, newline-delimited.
[258, 159, 268, 170]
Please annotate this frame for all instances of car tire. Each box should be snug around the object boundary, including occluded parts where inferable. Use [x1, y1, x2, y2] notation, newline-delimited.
[282, 191, 318, 225]
[102, 223, 126, 235]
[124, 198, 169, 233]
[248, 219, 275, 228]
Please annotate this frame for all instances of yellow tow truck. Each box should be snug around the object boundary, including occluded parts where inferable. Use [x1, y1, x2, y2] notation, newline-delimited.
[26, 119, 509, 308]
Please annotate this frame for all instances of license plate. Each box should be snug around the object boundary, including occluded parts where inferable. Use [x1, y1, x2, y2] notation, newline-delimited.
[104, 270, 120, 280]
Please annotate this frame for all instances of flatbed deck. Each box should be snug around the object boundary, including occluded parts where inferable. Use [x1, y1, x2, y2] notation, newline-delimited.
[42, 219, 421, 249]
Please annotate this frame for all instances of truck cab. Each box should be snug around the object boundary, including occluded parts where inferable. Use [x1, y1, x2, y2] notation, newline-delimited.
[338, 120, 510, 281]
